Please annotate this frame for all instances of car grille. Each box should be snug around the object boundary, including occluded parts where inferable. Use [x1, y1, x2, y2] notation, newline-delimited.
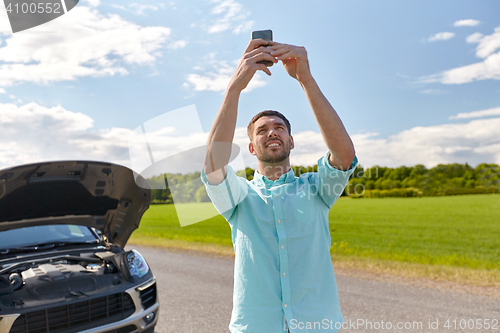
[10, 292, 135, 333]
[139, 282, 157, 310]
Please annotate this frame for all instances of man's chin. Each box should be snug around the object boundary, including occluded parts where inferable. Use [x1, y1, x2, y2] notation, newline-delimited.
[257, 152, 290, 164]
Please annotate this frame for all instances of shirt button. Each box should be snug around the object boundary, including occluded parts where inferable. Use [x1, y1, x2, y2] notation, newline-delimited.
[284, 304, 288, 308]
[281, 245, 284, 249]
[277, 219, 281, 223]
[274, 195, 277, 198]
[283, 273, 286, 277]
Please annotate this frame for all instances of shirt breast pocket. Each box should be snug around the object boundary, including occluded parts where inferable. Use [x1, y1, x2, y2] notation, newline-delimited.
[288, 190, 316, 225]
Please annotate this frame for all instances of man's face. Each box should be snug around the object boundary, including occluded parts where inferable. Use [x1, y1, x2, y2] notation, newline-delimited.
[249, 116, 294, 163]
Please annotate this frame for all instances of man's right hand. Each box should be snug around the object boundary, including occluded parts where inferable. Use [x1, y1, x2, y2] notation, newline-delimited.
[205, 39, 276, 185]
[228, 39, 278, 92]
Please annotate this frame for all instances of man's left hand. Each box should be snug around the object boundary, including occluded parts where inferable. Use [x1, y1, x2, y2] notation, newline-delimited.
[270, 42, 313, 83]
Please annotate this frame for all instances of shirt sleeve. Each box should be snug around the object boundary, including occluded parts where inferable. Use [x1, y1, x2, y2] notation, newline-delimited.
[316, 152, 358, 208]
[200, 165, 248, 221]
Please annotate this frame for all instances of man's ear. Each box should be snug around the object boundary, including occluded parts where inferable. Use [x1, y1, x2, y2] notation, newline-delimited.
[248, 142, 256, 155]
[290, 135, 294, 150]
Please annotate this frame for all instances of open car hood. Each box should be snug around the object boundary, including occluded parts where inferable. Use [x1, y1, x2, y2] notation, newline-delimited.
[0, 161, 151, 248]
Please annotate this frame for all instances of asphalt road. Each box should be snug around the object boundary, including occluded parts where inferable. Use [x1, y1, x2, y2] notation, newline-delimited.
[129, 245, 500, 333]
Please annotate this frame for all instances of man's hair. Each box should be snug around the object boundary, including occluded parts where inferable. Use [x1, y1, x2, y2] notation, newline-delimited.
[247, 110, 291, 140]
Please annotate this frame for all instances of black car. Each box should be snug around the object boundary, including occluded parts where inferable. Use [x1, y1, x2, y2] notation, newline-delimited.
[0, 161, 159, 333]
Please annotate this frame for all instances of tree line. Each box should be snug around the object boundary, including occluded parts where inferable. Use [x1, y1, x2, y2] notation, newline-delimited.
[148, 163, 500, 203]
[347, 163, 500, 197]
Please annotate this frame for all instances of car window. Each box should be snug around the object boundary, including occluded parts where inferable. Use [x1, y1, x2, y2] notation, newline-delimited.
[0, 225, 97, 250]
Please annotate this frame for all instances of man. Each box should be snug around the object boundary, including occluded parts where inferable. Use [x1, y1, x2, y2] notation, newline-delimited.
[202, 38, 357, 332]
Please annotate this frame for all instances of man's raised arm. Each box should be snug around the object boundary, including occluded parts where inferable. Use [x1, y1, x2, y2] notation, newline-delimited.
[270, 43, 355, 170]
[204, 39, 277, 185]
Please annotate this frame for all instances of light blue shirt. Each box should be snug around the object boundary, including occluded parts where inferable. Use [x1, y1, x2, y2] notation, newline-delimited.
[201, 152, 357, 333]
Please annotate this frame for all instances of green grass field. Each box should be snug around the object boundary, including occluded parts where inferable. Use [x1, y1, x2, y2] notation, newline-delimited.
[131, 202, 232, 246]
[330, 194, 500, 270]
[130, 194, 500, 271]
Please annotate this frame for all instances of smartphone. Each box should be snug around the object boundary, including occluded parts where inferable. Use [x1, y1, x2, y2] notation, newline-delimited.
[251, 29, 273, 67]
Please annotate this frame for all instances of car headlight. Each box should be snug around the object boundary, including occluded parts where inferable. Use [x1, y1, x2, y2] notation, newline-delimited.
[125, 250, 149, 280]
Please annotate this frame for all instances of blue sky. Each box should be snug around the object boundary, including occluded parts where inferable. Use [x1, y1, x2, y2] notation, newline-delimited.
[0, 0, 499, 173]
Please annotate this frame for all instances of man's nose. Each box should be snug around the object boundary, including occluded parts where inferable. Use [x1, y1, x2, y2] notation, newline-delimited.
[267, 128, 278, 137]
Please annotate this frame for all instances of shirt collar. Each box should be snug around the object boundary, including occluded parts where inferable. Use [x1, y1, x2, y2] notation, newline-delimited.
[252, 168, 296, 188]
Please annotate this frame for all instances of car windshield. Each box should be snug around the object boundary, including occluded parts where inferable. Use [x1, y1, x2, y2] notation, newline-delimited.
[0, 225, 98, 250]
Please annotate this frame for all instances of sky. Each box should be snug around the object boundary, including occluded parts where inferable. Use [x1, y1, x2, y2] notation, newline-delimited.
[0, 0, 499, 175]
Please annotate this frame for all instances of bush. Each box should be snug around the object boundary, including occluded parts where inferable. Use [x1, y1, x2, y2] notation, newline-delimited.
[151, 199, 171, 204]
[356, 187, 423, 198]
[195, 186, 210, 202]
[435, 187, 500, 196]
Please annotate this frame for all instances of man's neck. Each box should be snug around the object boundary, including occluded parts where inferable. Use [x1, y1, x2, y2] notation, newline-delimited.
[257, 160, 291, 181]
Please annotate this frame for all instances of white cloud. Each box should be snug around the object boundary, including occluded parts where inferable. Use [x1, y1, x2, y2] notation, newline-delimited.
[207, 0, 253, 34]
[1, 102, 499, 171]
[184, 55, 266, 93]
[110, 4, 126, 11]
[130, 3, 158, 15]
[83, 0, 100, 7]
[232, 115, 500, 169]
[349, 117, 500, 167]
[290, 130, 330, 167]
[111, 3, 159, 16]
[449, 106, 500, 120]
[421, 27, 500, 84]
[422, 51, 500, 84]
[110, 4, 126, 10]
[427, 32, 455, 42]
[466, 32, 483, 44]
[475, 27, 500, 58]
[419, 89, 447, 95]
[0, 10, 11, 33]
[0, 88, 5, 94]
[168, 40, 188, 50]
[454, 19, 480, 27]
[0, 6, 172, 87]
[0, 102, 211, 171]
[0, 102, 114, 168]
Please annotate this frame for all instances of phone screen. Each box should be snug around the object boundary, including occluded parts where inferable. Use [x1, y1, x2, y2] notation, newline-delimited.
[251, 30, 273, 66]
[251, 29, 273, 42]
